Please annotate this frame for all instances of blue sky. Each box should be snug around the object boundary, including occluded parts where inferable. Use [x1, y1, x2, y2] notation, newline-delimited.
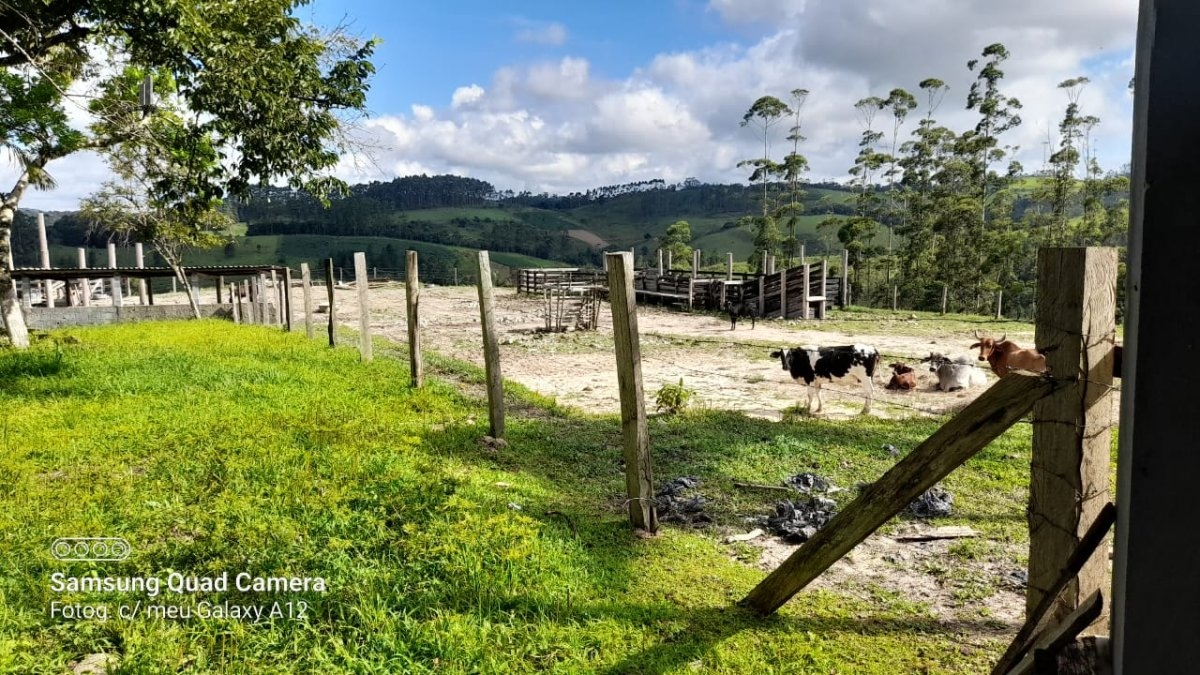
[14, 0, 1140, 209]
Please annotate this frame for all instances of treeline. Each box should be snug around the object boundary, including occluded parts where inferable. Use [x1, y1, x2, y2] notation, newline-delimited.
[248, 217, 597, 266]
[736, 44, 1131, 319]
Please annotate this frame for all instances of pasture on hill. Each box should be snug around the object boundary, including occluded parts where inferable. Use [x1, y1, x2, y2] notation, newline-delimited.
[0, 319, 1106, 673]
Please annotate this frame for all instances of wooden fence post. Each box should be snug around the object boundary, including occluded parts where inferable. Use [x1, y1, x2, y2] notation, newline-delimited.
[692, 249, 700, 278]
[779, 267, 788, 319]
[726, 252, 734, 281]
[996, 290, 1004, 320]
[742, 373, 1066, 615]
[761, 251, 768, 276]
[657, 249, 664, 275]
[406, 250, 423, 387]
[1028, 247, 1117, 628]
[941, 284, 948, 315]
[893, 285, 898, 311]
[217, 275, 224, 304]
[801, 263, 811, 320]
[78, 248, 91, 307]
[353, 252, 372, 361]
[800, 244, 806, 266]
[665, 250, 672, 272]
[818, 259, 828, 319]
[477, 251, 505, 438]
[606, 251, 657, 533]
[324, 258, 336, 347]
[244, 280, 254, 323]
[231, 283, 240, 323]
[282, 267, 293, 331]
[841, 249, 849, 307]
[300, 263, 314, 339]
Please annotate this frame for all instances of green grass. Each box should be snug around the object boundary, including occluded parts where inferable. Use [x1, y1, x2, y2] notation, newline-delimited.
[0, 322, 1053, 673]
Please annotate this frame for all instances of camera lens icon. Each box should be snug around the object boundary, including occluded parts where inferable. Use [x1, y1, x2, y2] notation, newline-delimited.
[51, 538, 132, 562]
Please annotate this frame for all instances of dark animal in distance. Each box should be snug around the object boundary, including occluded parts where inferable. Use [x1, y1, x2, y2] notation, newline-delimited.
[725, 299, 757, 330]
[771, 345, 880, 414]
[885, 362, 917, 391]
[970, 331, 1047, 378]
[921, 352, 987, 391]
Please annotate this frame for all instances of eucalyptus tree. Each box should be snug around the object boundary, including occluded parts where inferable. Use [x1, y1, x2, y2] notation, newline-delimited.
[738, 95, 792, 269]
[0, 0, 376, 347]
[777, 88, 810, 266]
[881, 88, 916, 284]
[1046, 77, 1089, 245]
[964, 43, 1023, 229]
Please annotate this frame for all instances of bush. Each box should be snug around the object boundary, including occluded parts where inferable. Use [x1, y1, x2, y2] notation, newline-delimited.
[654, 378, 695, 415]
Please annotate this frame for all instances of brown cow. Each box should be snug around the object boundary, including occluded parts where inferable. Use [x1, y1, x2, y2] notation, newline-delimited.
[970, 331, 1047, 378]
[885, 362, 918, 390]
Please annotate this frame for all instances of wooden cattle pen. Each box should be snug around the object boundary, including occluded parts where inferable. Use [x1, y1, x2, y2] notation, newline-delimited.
[517, 258, 839, 321]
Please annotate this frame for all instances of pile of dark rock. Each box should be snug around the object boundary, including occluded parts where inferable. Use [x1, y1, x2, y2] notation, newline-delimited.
[758, 472, 841, 543]
[907, 485, 954, 518]
[655, 476, 711, 525]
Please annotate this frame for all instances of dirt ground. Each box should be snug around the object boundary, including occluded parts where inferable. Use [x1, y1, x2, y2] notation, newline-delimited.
[317, 282, 1022, 420]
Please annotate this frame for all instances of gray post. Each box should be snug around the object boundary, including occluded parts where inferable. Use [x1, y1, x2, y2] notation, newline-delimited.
[691, 249, 700, 278]
[726, 252, 733, 281]
[78, 248, 91, 307]
[800, 244, 807, 266]
[657, 249, 664, 275]
[761, 251, 768, 276]
[282, 268, 293, 331]
[841, 249, 850, 307]
[324, 259, 336, 347]
[108, 243, 121, 307]
[135, 243, 147, 305]
[37, 213, 53, 307]
[353, 252, 371, 361]
[1113, 2, 1200, 671]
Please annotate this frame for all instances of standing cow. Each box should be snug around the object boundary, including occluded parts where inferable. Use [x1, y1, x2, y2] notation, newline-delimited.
[725, 299, 757, 330]
[771, 345, 880, 415]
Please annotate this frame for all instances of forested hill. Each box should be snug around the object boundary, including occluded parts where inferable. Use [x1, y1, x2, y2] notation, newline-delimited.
[228, 174, 860, 266]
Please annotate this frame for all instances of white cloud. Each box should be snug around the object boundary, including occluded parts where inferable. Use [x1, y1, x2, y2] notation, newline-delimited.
[514, 20, 568, 46]
[451, 84, 485, 109]
[12, 0, 1140, 209]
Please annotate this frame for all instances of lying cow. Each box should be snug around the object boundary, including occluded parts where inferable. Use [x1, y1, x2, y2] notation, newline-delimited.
[970, 331, 1047, 378]
[771, 345, 880, 414]
[922, 352, 988, 391]
[885, 363, 918, 391]
[725, 299, 757, 330]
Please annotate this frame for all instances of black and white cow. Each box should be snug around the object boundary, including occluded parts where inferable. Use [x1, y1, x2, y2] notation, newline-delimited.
[770, 345, 880, 414]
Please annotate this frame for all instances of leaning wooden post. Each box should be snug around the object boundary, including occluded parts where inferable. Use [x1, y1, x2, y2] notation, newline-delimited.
[300, 263, 314, 339]
[1028, 247, 1118, 628]
[742, 373, 1066, 615]
[477, 251, 505, 438]
[135, 243, 148, 305]
[77, 248, 91, 307]
[353, 252, 372, 361]
[606, 251, 657, 533]
[941, 284, 949, 315]
[324, 259, 336, 347]
[282, 267, 293, 331]
[406, 250, 423, 387]
[892, 285, 898, 311]
[107, 243, 121, 307]
[996, 289, 1004, 319]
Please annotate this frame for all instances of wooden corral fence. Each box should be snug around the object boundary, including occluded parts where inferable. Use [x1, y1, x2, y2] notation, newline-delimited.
[519, 259, 840, 320]
[602, 246, 1121, 673]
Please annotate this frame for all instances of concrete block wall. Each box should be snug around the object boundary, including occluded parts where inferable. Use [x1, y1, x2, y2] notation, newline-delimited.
[25, 304, 277, 330]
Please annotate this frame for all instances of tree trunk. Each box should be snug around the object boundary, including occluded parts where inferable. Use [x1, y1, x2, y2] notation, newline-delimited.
[162, 252, 201, 320]
[0, 203, 31, 348]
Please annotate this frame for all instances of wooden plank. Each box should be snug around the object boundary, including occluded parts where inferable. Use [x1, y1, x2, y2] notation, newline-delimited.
[1029, 248, 1117, 629]
[477, 251, 505, 438]
[741, 373, 1066, 615]
[406, 250, 423, 387]
[992, 503, 1117, 675]
[300, 263, 314, 339]
[1006, 590, 1104, 675]
[324, 258, 336, 347]
[353, 252, 372, 361]
[606, 252, 657, 533]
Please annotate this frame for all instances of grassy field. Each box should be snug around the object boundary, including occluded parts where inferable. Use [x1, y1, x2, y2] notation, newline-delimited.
[0, 322, 1055, 673]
